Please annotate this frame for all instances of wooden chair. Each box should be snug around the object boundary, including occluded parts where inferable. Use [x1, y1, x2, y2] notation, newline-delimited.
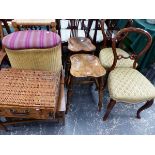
[102, 27, 155, 121]
[0, 19, 13, 34]
[0, 21, 7, 66]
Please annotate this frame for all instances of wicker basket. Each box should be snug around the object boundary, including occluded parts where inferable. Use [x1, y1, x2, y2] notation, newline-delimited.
[0, 68, 61, 120]
[5, 44, 62, 73]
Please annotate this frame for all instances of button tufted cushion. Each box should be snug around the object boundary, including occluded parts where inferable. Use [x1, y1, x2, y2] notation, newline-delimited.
[2, 30, 61, 50]
[108, 68, 155, 103]
[99, 48, 136, 69]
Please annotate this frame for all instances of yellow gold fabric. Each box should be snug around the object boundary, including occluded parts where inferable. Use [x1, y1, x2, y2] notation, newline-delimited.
[99, 48, 136, 69]
[108, 68, 155, 103]
[5, 44, 62, 73]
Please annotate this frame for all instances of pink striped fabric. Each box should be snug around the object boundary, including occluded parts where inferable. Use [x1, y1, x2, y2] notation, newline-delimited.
[2, 30, 61, 49]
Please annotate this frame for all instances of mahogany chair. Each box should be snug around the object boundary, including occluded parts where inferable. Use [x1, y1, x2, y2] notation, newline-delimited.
[102, 27, 155, 121]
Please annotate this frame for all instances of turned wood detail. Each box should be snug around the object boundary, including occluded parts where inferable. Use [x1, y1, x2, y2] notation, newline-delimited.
[137, 99, 154, 119]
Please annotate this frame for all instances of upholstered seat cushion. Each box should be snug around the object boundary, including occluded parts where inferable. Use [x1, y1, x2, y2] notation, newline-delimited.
[2, 30, 61, 49]
[108, 68, 155, 103]
[99, 48, 136, 68]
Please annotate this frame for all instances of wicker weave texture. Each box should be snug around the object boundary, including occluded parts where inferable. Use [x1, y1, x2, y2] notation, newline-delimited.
[0, 69, 60, 109]
[5, 44, 62, 72]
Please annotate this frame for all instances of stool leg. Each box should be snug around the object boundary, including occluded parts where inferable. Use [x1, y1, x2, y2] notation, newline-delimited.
[137, 99, 154, 119]
[0, 122, 9, 132]
[103, 99, 116, 121]
[65, 55, 71, 88]
[98, 76, 103, 112]
[65, 74, 73, 114]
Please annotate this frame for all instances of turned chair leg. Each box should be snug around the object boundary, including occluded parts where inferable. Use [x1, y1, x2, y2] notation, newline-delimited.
[137, 99, 154, 119]
[98, 76, 104, 112]
[103, 99, 116, 121]
[65, 74, 73, 114]
[103, 71, 109, 90]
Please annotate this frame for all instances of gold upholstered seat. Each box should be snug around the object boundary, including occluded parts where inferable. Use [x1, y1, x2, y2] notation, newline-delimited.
[108, 68, 155, 103]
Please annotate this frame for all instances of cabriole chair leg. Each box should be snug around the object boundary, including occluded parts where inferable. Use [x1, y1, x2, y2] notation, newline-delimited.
[103, 99, 116, 121]
[98, 76, 104, 112]
[137, 99, 154, 119]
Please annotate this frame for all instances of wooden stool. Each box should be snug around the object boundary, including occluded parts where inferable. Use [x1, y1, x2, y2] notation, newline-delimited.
[66, 54, 106, 114]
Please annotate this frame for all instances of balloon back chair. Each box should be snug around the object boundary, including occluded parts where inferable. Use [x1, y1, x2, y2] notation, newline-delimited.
[0, 20, 65, 131]
[102, 27, 155, 121]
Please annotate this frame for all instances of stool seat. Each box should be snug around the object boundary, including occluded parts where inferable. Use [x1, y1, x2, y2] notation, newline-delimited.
[2, 30, 61, 50]
[68, 37, 96, 52]
[70, 54, 106, 77]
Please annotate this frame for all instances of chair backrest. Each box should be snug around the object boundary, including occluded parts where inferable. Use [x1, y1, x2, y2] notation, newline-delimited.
[105, 19, 133, 30]
[110, 27, 152, 70]
[68, 19, 98, 41]
[12, 19, 56, 32]
[0, 19, 12, 34]
[56, 19, 99, 45]
[100, 19, 133, 47]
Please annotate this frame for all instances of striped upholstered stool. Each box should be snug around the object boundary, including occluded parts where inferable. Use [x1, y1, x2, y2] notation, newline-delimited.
[2, 30, 62, 72]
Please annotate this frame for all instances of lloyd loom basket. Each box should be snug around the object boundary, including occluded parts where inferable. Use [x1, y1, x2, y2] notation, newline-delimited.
[0, 30, 65, 130]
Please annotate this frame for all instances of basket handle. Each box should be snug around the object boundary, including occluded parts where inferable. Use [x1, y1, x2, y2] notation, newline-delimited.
[10, 109, 29, 116]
